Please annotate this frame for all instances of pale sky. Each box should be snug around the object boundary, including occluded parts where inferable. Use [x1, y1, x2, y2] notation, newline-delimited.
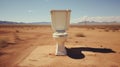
[0, 0, 120, 23]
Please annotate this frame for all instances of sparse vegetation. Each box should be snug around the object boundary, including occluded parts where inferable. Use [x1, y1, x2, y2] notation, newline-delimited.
[103, 27, 120, 32]
[0, 24, 120, 67]
[111, 28, 119, 32]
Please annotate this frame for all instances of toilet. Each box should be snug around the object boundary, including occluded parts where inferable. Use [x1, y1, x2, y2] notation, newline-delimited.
[50, 10, 71, 55]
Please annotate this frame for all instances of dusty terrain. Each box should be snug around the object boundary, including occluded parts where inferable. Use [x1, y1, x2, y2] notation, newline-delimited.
[0, 25, 120, 67]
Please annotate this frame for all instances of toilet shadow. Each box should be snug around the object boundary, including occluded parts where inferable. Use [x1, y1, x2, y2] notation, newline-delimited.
[66, 47, 116, 59]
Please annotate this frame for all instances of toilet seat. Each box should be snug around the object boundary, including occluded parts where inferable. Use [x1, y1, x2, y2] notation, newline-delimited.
[53, 32, 68, 37]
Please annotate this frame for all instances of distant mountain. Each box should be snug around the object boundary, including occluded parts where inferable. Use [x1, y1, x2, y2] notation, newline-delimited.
[72, 16, 120, 25]
[74, 16, 120, 23]
[0, 20, 50, 25]
[0, 21, 20, 24]
[29, 22, 50, 25]
[1, 20, 120, 25]
[72, 21, 120, 25]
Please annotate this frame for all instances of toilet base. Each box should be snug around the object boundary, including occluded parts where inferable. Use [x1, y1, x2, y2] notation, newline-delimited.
[55, 44, 67, 56]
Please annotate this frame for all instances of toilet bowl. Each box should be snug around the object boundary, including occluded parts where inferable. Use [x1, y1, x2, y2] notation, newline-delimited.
[53, 32, 67, 55]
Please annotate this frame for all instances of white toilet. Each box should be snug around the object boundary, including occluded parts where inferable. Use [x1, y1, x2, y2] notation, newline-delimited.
[50, 10, 71, 55]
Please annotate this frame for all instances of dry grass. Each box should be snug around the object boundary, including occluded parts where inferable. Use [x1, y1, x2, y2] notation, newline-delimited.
[104, 29, 110, 32]
[0, 39, 8, 48]
[75, 33, 86, 37]
[104, 27, 119, 32]
[111, 28, 119, 32]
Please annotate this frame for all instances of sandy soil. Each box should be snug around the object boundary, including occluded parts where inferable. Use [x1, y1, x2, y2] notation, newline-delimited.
[0, 25, 120, 67]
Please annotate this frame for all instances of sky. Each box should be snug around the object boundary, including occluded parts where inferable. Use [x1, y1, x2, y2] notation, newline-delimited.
[0, 0, 120, 23]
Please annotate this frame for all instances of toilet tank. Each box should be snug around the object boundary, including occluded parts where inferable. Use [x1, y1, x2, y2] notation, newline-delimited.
[51, 10, 71, 32]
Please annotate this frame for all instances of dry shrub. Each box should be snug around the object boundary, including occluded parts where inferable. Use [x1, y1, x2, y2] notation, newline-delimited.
[90, 27, 95, 30]
[104, 29, 109, 32]
[98, 27, 106, 29]
[111, 28, 119, 32]
[16, 30, 19, 33]
[0, 39, 8, 48]
[76, 33, 86, 37]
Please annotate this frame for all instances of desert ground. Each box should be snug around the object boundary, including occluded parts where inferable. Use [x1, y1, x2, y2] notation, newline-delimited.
[0, 25, 120, 67]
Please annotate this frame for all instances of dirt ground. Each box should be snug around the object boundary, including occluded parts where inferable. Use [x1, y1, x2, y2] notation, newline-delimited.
[0, 25, 120, 67]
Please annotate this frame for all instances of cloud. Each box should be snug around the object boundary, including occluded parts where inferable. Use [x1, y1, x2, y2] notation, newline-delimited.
[73, 16, 120, 23]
